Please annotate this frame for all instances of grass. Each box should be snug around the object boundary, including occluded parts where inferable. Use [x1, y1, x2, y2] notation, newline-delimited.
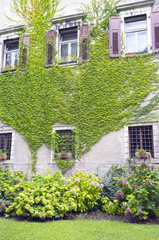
[0, 218, 159, 240]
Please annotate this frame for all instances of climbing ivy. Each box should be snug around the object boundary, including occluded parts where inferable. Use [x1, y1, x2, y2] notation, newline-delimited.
[0, 0, 159, 173]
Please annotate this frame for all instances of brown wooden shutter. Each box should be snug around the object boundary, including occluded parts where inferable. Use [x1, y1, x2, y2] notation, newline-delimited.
[45, 30, 56, 65]
[79, 24, 90, 62]
[151, 11, 159, 52]
[21, 35, 30, 66]
[109, 17, 121, 57]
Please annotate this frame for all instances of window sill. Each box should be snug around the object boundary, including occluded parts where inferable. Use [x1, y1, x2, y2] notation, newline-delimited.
[1, 69, 16, 74]
[58, 61, 77, 66]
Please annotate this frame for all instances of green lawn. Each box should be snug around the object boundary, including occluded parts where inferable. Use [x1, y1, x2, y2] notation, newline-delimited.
[0, 218, 159, 240]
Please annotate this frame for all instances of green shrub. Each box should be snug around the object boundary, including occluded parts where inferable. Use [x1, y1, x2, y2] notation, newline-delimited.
[4, 170, 102, 220]
[102, 162, 159, 220]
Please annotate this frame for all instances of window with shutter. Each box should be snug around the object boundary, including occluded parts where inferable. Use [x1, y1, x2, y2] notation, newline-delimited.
[21, 35, 30, 67]
[151, 11, 159, 52]
[45, 30, 56, 66]
[58, 27, 77, 64]
[1, 39, 19, 72]
[79, 24, 90, 62]
[125, 15, 148, 55]
[109, 17, 121, 58]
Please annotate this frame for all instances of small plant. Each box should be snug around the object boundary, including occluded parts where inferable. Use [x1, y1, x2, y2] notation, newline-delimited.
[0, 150, 7, 160]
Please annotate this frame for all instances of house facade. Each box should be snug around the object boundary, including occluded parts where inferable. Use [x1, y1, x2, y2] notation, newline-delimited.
[0, 0, 159, 178]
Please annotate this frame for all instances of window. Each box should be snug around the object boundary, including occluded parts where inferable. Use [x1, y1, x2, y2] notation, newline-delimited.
[3, 39, 19, 70]
[0, 133, 12, 160]
[125, 15, 148, 54]
[129, 126, 154, 158]
[59, 27, 78, 64]
[55, 129, 75, 159]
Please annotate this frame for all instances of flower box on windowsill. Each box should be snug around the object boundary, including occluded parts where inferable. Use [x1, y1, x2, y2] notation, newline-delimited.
[1, 69, 16, 74]
[57, 152, 72, 160]
[135, 151, 151, 159]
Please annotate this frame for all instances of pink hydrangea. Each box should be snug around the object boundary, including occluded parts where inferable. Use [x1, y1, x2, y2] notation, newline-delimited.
[91, 182, 95, 186]
[128, 170, 132, 174]
[124, 208, 132, 217]
[122, 204, 127, 210]
[116, 190, 123, 200]
[96, 183, 100, 187]
[71, 189, 76, 194]
[134, 185, 139, 189]
[137, 209, 143, 215]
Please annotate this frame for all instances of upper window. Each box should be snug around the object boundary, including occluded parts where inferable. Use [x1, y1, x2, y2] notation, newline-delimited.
[58, 27, 78, 64]
[125, 15, 148, 54]
[0, 133, 12, 160]
[129, 125, 154, 158]
[3, 39, 19, 71]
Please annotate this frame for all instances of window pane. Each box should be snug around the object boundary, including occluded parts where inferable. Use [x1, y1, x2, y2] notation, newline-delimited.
[137, 31, 147, 53]
[61, 44, 68, 58]
[126, 33, 136, 53]
[62, 33, 77, 41]
[6, 53, 12, 66]
[14, 51, 19, 66]
[6, 41, 19, 51]
[71, 42, 77, 57]
[126, 19, 146, 31]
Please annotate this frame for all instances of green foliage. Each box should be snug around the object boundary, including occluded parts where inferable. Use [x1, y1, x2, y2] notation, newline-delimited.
[81, 0, 118, 37]
[0, 167, 102, 220]
[0, 0, 159, 174]
[102, 162, 159, 220]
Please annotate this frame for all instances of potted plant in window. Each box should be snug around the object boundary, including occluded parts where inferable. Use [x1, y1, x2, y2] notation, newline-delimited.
[57, 151, 72, 159]
[135, 148, 152, 160]
[0, 150, 7, 160]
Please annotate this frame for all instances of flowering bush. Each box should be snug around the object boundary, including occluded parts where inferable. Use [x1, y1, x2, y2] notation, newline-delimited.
[109, 162, 159, 220]
[1, 168, 102, 220]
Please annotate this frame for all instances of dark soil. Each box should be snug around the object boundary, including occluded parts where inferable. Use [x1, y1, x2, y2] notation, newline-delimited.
[64, 212, 159, 225]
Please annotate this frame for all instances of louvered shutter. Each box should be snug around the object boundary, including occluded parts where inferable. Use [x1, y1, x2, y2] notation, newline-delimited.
[109, 17, 121, 57]
[21, 35, 30, 65]
[79, 24, 90, 62]
[151, 11, 159, 52]
[45, 30, 56, 65]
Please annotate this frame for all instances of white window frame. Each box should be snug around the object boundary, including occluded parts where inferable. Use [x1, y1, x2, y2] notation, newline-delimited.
[3, 39, 19, 69]
[119, 5, 152, 55]
[125, 15, 148, 54]
[124, 122, 159, 163]
[0, 125, 15, 163]
[51, 123, 75, 163]
[57, 27, 79, 65]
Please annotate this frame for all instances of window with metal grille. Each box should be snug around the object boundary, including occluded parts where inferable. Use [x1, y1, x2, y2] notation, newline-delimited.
[56, 130, 75, 159]
[129, 126, 154, 158]
[0, 133, 12, 160]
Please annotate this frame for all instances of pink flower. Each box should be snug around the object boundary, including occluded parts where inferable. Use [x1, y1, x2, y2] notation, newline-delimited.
[122, 204, 127, 210]
[71, 189, 76, 194]
[100, 184, 104, 188]
[96, 183, 100, 187]
[137, 209, 143, 215]
[128, 170, 132, 174]
[116, 190, 123, 199]
[134, 185, 139, 189]
[91, 182, 95, 186]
